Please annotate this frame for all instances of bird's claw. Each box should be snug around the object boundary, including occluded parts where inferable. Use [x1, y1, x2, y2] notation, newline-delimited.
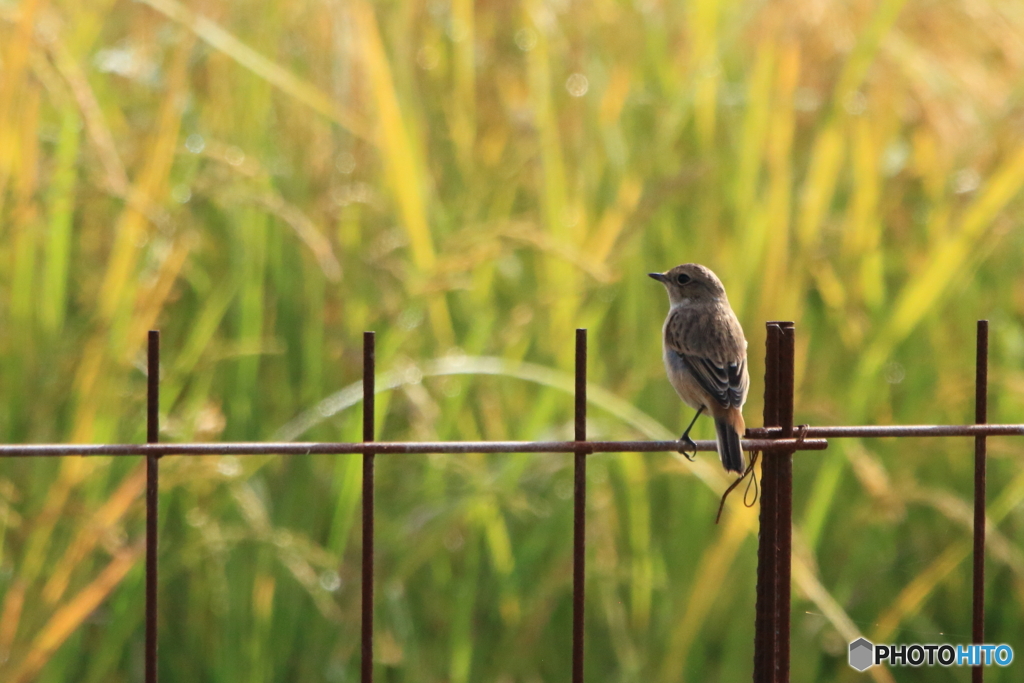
[678, 435, 698, 461]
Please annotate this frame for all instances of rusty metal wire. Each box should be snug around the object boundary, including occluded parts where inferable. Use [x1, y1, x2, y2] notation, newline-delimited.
[146, 331, 159, 683]
[573, 329, 587, 683]
[0, 437, 826, 457]
[4, 321, 1020, 683]
[973, 321, 988, 683]
[749, 424, 1024, 438]
[362, 332, 375, 683]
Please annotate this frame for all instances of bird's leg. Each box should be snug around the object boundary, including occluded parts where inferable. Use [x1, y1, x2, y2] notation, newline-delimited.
[678, 405, 705, 461]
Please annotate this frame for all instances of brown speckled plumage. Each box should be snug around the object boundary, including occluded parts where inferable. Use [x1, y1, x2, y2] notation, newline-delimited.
[650, 264, 749, 473]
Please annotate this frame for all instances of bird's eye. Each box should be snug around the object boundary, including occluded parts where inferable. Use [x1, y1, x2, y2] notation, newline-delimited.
[675, 273, 691, 285]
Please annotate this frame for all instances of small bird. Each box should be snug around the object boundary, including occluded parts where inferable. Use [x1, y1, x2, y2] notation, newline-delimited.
[650, 264, 749, 474]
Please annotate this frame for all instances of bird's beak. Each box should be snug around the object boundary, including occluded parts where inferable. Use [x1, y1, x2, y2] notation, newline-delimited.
[648, 272, 667, 283]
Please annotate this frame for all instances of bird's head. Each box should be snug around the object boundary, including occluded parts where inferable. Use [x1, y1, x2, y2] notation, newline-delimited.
[648, 263, 727, 306]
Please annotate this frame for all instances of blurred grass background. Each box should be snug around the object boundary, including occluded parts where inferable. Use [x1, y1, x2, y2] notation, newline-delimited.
[1, 0, 1024, 680]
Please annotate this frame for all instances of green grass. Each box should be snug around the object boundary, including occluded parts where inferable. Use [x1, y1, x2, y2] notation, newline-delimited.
[1, 0, 1024, 681]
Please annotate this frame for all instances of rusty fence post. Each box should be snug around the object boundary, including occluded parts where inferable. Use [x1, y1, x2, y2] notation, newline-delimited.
[754, 323, 780, 683]
[776, 323, 795, 681]
[754, 322, 794, 683]
[146, 330, 160, 683]
[362, 332, 375, 683]
[573, 329, 588, 683]
[973, 320, 988, 683]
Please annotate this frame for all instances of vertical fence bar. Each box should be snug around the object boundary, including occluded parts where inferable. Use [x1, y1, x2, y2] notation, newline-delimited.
[973, 320, 988, 683]
[775, 323, 795, 682]
[573, 329, 587, 683]
[146, 331, 160, 683]
[754, 323, 781, 682]
[362, 332, 375, 683]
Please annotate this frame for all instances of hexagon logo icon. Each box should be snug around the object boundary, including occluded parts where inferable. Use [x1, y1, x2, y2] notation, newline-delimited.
[849, 638, 874, 671]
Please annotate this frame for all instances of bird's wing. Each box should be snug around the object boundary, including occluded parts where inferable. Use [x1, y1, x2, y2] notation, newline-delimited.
[673, 352, 747, 409]
[664, 307, 748, 409]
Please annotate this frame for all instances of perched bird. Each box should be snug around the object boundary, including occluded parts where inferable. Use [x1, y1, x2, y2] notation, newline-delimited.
[650, 264, 749, 474]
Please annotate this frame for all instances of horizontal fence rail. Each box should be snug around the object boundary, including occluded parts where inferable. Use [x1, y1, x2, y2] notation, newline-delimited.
[0, 321, 1019, 683]
[0, 438, 828, 457]
[749, 424, 1024, 438]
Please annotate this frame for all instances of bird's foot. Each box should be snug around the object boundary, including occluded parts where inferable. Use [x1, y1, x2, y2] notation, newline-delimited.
[677, 434, 698, 461]
[677, 406, 704, 461]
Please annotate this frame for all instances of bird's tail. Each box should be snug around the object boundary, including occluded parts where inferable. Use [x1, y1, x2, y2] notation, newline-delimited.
[714, 415, 745, 474]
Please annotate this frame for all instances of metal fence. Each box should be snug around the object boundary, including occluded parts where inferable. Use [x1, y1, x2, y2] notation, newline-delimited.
[1, 321, 1021, 683]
